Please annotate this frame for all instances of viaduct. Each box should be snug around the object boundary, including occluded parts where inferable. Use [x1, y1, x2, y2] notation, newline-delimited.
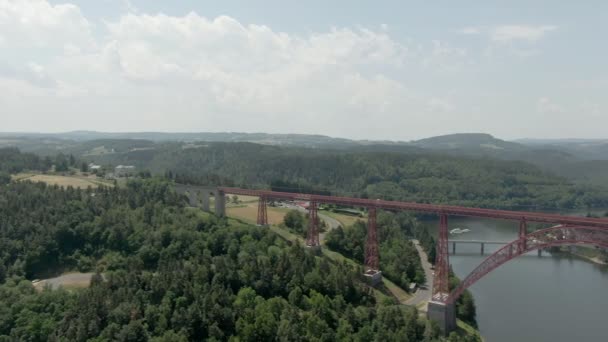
[174, 184, 608, 333]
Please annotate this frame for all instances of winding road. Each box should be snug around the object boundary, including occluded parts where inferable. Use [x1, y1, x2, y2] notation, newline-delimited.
[405, 239, 434, 309]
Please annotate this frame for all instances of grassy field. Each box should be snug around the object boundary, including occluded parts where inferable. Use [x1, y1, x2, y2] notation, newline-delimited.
[230, 195, 259, 203]
[322, 210, 365, 227]
[32, 272, 96, 291]
[226, 202, 290, 225]
[13, 173, 114, 189]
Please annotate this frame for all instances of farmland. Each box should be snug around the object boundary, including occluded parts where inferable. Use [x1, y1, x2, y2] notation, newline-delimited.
[12, 173, 114, 189]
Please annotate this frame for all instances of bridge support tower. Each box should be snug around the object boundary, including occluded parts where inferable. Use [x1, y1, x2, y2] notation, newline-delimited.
[428, 213, 456, 333]
[257, 196, 268, 226]
[201, 192, 210, 212]
[215, 190, 226, 217]
[363, 207, 382, 286]
[518, 218, 527, 254]
[306, 201, 320, 249]
[186, 191, 199, 208]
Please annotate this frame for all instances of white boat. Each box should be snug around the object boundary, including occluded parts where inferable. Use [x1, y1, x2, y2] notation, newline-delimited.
[449, 228, 470, 234]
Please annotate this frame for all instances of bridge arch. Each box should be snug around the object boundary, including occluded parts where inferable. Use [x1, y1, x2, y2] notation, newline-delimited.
[448, 225, 608, 304]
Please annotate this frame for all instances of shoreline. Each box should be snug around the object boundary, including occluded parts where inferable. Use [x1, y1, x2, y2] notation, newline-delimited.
[550, 248, 608, 266]
[569, 252, 607, 266]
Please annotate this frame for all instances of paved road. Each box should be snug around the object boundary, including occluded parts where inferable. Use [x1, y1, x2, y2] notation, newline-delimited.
[318, 212, 341, 242]
[405, 239, 434, 309]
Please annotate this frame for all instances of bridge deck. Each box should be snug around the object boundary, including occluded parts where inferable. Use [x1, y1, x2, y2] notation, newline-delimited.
[217, 186, 608, 228]
[448, 240, 508, 244]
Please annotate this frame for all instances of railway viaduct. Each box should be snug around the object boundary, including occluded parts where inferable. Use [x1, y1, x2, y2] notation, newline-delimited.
[174, 184, 608, 333]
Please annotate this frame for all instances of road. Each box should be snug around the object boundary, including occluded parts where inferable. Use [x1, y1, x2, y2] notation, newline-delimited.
[318, 212, 341, 242]
[405, 239, 434, 309]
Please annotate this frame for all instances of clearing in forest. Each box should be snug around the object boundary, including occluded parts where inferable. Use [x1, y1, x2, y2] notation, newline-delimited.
[13, 173, 113, 189]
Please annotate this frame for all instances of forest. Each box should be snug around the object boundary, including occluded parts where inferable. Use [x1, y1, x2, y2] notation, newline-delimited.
[84, 142, 608, 210]
[0, 179, 480, 341]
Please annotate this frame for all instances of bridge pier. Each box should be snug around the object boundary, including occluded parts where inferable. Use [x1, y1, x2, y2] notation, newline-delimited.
[427, 300, 456, 334]
[215, 191, 226, 217]
[481, 242, 484, 254]
[306, 201, 320, 247]
[538, 249, 542, 257]
[257, 196, 268, 226]
[364, 207, 381, 286]
[452, 242, 456, 255]
[201, 192, 210, 212]
[187, 192, 198, 207]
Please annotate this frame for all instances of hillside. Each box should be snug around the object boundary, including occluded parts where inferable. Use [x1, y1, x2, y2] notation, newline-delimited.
[3, 131, 608, 186]
[413, 133, 525, 151]
[82, 142, 608, 210]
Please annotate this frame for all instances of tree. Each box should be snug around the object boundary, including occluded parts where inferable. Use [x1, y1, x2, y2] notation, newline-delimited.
[232, 195, 239, 204]
[0, 171, 10, 185]
[81, 162, 89, 173]
[55, 154, 69, 172]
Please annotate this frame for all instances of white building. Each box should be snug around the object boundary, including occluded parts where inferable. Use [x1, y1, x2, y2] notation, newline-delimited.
[89, 163, 101, 171]
[115, 165, 136, 177]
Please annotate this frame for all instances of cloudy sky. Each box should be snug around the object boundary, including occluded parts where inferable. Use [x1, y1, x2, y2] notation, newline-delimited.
[1, 0, 606, 140]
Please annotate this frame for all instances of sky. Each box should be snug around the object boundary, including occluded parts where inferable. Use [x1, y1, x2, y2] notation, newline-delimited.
[0, 0, 606, 141]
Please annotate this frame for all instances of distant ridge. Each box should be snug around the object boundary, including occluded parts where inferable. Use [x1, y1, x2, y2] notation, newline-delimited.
[412, 133, 525, 151]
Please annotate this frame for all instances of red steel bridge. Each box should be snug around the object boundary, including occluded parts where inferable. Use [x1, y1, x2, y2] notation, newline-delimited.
[214, 186, 608, 331]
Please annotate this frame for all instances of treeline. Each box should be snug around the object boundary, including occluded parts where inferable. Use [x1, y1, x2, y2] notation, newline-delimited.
[0, 147, 88, 178]
[91, 142, 608, 210]
[0, 180, 478, 341]
[0, 147, 50, 176]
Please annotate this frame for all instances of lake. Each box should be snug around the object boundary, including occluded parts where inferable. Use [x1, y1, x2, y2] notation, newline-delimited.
[427, 214, 608, 341]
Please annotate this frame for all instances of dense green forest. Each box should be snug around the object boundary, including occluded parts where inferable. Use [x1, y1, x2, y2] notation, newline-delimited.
[0, 180, 479, 341]
[0, 147, 88, 178]
[0, 148, 51, 179]
[85, 142, 608, 210]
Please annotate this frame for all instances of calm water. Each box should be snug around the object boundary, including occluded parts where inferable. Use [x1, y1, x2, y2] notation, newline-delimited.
[427, 215, 608, 342]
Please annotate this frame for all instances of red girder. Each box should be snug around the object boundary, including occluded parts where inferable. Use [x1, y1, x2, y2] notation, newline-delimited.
[218, 187, 608, 228]
[448, 225, 608, 304]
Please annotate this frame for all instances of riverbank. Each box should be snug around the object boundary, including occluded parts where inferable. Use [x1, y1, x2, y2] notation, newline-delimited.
[550, 246, 608, 266]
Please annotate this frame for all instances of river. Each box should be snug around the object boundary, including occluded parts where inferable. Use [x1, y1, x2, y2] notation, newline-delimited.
[427, 213, 608, 341]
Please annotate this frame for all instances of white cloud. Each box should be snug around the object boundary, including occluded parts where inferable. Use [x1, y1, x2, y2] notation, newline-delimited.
[457, 25, 557, 43]
[103, 13, 408, 83]
[427, 97, 455, 112]
[7, 1, 588, 140]
[2, 2, 441, 137]
[491, 25, 557, 42]
[537, 97, 565, 114]
[457, 27, 481, 35]
[0, 0, 93, 50]
[580, 101, 602, 118]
